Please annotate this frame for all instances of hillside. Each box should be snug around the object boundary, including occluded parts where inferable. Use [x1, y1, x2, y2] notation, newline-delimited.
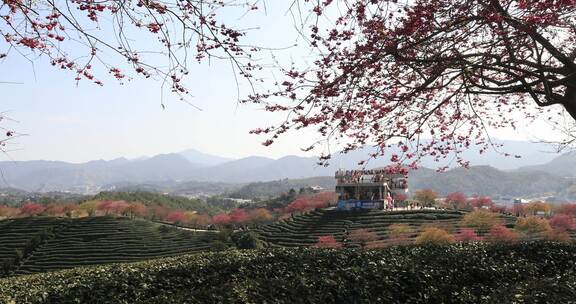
[0, 216, 221, 277]
[0, 140, 563, 194]
[253, 209, 518, 248]
[409, 166, 575, 198]
[0, 154, 199, 193]
[517, 151, 576, 178]
[1, 243, 575, 303]
[89, 191, 221, 214]
[228, 177, 336, 199]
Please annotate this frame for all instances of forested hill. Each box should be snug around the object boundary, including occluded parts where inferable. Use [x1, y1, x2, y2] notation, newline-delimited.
[409, 166, 574, 199]
[89, 192, 221, 214]
[227, 166, 576, 201]
[228, 177, 336, 199]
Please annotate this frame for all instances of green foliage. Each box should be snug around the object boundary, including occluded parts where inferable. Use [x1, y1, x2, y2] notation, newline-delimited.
[89, 191, 221, 214]
[210, 241, 229, 252]
[253, 209, 472, 248]
[1, 242, 575, 303]
[461, 209, 502, 234]
[233, 232, 266, 249]
[415, 227, 454, 245]
[228, 177, 333, 200]
[0, 190, 84, 207]
[413, 189, 438, 207]
[515, 217, 553, 237]
[205, 197, 239, 211]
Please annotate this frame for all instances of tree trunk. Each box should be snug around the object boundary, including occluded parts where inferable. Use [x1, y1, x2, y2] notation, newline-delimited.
[562, 85, 576, 121]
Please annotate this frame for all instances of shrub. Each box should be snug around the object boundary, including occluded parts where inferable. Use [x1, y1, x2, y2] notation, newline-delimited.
[313, 235, 342, 248]
[454, 228, 482, 242]
[549, 214, 575, 232]
[486, 225, 518, 243]
[546, 230, 572, 242]
[415, 227, 454, 245]
[234, 232, 265, 249]
[158, 225, 176, 233]
[461, 209, 501, 234]
[1, 243, 576, 303]
[387, 223, 414, 245]
[210, 241, 229, 252]
[348, 229, 379, 248]
[515, 217, 552, 238]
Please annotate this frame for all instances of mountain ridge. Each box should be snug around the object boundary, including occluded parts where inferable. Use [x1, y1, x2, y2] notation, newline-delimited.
[0, 142, 572, 194]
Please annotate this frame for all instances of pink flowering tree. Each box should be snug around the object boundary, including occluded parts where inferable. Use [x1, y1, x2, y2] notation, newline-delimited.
[212, 213, 232, 226]
[249, 0, 576, 167]
[19, 202, 45, 216]
[0, 0, 259, 102]
[455, 228, 483, 242]
[313, 235, 343, 249]
[165, 210, 189, 225]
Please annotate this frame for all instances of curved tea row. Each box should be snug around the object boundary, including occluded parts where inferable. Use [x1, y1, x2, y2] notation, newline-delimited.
[253, 209, 519, 247]
[0, 216, 219, 276]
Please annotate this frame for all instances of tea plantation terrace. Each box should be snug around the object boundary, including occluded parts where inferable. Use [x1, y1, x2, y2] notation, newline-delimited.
[0, 216, 221, 276]
[252, 209, 518, 247]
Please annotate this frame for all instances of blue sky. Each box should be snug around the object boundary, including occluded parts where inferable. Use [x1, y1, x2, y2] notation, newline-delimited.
[0, 2, 321, 163]
[0, 2, 565, 163]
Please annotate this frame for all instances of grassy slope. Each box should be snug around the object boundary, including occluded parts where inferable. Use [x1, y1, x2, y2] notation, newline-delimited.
[0, 216, 220, 276]
[1, 242, 575, 303]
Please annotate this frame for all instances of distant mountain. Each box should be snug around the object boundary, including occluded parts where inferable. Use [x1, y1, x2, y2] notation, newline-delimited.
[178, 149, 234, 167]
[0, 141, 566, 195]
[409, 166, 574, 200]
[194, 156, 276, 182]
[516, 151, 576, 177]
[221, 165, 576, 202]
[0, 153, 198, 193]
[324, 140, 559, 170]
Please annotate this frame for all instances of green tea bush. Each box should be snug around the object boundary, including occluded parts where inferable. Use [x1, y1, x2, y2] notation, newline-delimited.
[1, 242, 575, 304]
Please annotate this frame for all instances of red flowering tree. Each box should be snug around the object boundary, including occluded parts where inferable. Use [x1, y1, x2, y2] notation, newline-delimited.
[229, 209, 248, 225]
[444, 192, 468, 210]
[96, 200, 114, 215]
[469, 196, 495, 209]
[165, 210, 189, 225]
[250, 0, 576, 166]
[0, 0, 259, 102]
[486, 225, 519, 243]
[549, 214, 576, 232]
[108, 200, 130, 215]
[313, 235, 343, 249]
[149, 205, 170, 221]
[556, 204, 576, 218]
[348, 229, 379, 248]
[19, 202, 45, 216]
[212, 213, 232, 226]
[285, 192, 337, 214]
[455, 228, 483, 242]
